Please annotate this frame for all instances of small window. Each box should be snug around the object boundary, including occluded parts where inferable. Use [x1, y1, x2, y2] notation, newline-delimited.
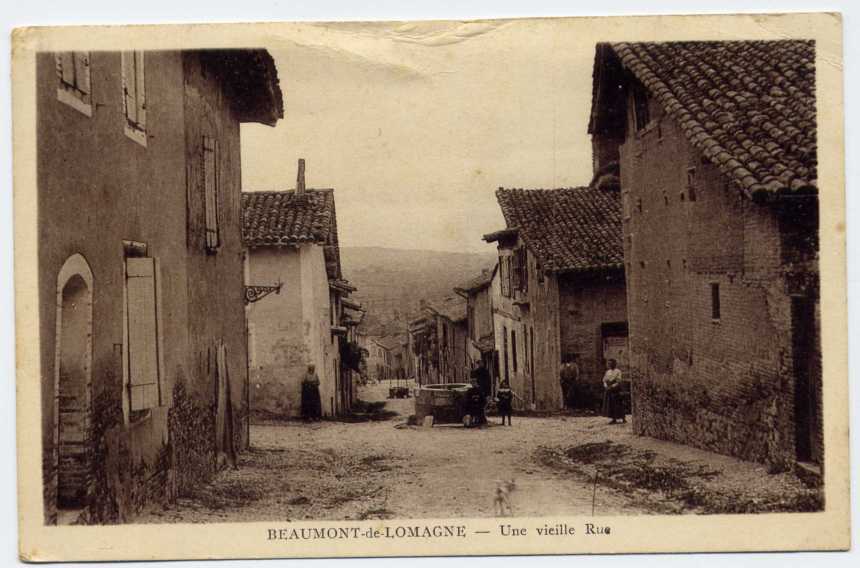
[663, 192, 669, 206]
[203, 135, 221, 252]
[500, 255, 512, 298]
[502, 326, 509, 382]
[511, 329, 518, 374]
[55, 52, 92, 116]
[639, 260, 646, 269]
[121, 51, 147, 146]
[632, 83, 650, 132]
[686, 167, 697, 201]
[710, 283, 721, 320]
[636, 197, 643, 213]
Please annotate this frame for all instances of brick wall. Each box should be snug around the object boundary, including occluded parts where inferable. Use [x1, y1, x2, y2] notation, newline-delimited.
[614, 100, 820, 468]
[558, 271, 627, 387]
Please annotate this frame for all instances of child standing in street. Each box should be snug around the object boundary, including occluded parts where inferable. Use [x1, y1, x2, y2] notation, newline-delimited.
[496, 380, 521, 426]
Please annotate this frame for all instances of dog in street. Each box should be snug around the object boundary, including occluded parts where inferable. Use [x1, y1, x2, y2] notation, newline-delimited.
[493, 479, 517, 517]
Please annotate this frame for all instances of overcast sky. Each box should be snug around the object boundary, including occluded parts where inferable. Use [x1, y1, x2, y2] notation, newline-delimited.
[240, 19, 595, 254]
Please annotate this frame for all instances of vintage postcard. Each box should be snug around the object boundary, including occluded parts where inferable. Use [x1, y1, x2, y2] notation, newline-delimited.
[13, 11, 848, 561]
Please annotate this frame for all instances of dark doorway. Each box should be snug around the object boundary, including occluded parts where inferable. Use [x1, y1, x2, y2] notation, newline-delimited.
[57, 274, 92, 515]
[792, 296, 822, 465]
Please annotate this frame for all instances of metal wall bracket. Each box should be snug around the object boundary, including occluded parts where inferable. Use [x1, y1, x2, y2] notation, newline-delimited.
[244, 281, 283, 304]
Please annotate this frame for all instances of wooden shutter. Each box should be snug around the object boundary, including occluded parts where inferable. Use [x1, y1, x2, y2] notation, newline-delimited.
[500, 257, 509, 297]
[203, 136, 220, 251]
[73, 52, 90, 95]
[134, 51, 146, 130]
[126, 257, 161, 411]
[121, 52, 137, 124]
[59, 52, 76, 86]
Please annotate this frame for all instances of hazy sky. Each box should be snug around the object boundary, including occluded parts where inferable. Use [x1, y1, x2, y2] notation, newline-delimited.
[240, 19, 595, 253]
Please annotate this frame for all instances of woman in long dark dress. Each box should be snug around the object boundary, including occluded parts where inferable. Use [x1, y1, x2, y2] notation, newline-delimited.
[601, 358, 626, 424]
[301, 364, 322, 421]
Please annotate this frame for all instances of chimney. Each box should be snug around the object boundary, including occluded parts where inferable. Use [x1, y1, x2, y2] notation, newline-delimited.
[296, 158, 306, 195]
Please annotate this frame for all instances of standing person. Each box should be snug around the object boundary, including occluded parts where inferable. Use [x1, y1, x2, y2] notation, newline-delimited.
[471, 359, 492, 425]
[495, 379, 523, 426]
[559, 356, 581, 410]
[300, 364, 322, 422]
[601, 359, 626, 424]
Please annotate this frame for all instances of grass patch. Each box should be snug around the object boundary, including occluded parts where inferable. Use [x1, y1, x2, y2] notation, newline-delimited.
[539, 440, 822, 514]
[359, 507, 395, 520]
[188, 480, 263, 510]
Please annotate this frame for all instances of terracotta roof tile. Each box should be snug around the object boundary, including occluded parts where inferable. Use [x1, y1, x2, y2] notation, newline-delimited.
[430, 296, 468, 323]
[609, 40, 817, 200]
[456, 266, 497, 294]
[495, 186, 623, 273]
[242, 189, 335, 247]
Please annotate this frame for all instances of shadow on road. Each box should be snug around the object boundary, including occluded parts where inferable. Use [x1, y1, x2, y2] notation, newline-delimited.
[340, 399, 400, 423]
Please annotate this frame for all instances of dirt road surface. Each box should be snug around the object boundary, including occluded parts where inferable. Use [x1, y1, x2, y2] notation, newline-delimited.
[139, 381, 816, 523]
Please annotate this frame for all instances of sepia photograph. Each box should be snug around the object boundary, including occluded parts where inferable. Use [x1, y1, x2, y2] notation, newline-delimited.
[11, 10, 849, 561]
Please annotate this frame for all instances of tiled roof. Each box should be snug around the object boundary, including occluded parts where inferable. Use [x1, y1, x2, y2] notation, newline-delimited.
[608, 41, 817, 200]
[200, 50, 284, 127]
[431, 296, 467, 323]
[455, 265, 496, 294]
[375, 335, 404, 352]
[242, 190, 335, 247]
[495, 187, 623, 273]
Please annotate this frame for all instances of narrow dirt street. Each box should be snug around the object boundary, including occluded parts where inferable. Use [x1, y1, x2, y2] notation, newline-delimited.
[139, 382, 819, 524]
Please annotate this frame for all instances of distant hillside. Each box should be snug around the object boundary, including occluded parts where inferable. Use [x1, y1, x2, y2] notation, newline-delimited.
[340, 246, 497, 336]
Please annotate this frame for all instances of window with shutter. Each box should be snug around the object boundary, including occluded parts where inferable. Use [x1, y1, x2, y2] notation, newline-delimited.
[499, 257, 509, 298]
[55, 51, 92, 116]
[125, 257, 164, 412]
[518, 249, 528, 293]
[203, 135, 221, 252]
[122, 51, 147, 146]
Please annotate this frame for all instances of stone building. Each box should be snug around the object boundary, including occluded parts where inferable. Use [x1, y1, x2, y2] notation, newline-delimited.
[243, 160, 357, 419]
[454, 267, 498, 392]
[408, 297, 468, 385]
[485, 185, 627, 411]
[429, 296, 470, 383]
[38, 49, 282, 524]
[589, 41, 821, 471]
[365, 337, 388, 381]
[407, 315, 436, 386]
[368, 335, 403, 381]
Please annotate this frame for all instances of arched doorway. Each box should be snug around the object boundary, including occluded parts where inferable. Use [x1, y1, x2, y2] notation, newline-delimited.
[53, 254, 93, 523]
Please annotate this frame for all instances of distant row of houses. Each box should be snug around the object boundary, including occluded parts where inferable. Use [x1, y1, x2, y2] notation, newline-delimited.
[38, 49, 362, 525]
[410, 41, 822, 474]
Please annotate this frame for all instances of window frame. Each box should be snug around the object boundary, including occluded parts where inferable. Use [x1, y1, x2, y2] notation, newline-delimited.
[203, 135, 222, 253]
[121, 51, 148, 147]
[55, 52, 93, 117]
[686, 167, 698, 202]
[710, 282, 721, 322]
[632, 82, 651, 132]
